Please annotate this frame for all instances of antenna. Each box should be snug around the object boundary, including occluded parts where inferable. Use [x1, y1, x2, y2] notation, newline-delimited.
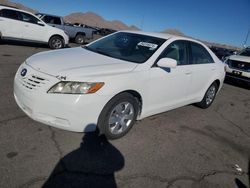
[140, 15, 144, 31]
[243, 27, 250, 48]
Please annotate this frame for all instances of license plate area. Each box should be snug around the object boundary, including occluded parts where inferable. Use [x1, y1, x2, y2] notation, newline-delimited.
[232, 70, 242, 76]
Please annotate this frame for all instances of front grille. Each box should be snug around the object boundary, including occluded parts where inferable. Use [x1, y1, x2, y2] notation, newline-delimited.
[20, 75, 48, 90]
[229, 60, 250, 72]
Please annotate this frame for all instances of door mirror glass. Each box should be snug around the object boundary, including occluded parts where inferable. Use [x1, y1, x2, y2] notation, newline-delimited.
[37, 21, 45, 26]
[157, 58, 177, 68]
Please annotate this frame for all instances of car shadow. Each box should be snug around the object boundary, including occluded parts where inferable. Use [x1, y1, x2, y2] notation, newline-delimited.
[225, 77, 250, 90]
[42, 128, 124, 188]
[0, 40, 50, 49]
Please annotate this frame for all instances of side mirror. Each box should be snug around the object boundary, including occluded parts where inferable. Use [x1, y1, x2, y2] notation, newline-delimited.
[37, 21, 45, 26]
[157, 58, 177, 68]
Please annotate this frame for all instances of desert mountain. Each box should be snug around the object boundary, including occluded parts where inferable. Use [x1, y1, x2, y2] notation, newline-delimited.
[64, 12, 139, 31]
[162, 29, 185, 36]
[1, 0, 239, 49]
[1, 0, 139, 31]
[162, 29, 239, 50]
[0, 0, 37, 13]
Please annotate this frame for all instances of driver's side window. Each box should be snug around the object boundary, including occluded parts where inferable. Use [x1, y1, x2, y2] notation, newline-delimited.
[160, 41, 188, 65]
[19, 11, 39, 24]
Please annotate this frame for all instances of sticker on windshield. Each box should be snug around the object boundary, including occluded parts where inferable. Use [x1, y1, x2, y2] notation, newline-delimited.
[137, 42, 158, 50]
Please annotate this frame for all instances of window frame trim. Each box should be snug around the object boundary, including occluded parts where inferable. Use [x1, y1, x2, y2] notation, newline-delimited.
[0, 8, 41, 26]
[0, 8, 20, 21]
[18, 11, 40, 25]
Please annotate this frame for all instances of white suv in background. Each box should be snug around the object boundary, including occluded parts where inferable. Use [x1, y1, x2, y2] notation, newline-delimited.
[0, 5, 69, 49]
[225, 47, 250, 83]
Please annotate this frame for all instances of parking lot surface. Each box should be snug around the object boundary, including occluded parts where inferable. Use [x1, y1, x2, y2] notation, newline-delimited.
[0, 42, 249, 188]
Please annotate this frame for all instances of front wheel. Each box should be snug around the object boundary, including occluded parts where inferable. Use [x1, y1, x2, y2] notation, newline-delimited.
[49, 36, 64, 49]
[196, 82, 218, 109]
[98, 93, 139, 140]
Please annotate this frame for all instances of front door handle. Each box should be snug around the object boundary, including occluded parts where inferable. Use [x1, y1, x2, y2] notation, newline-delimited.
[185, 71, 192, 75]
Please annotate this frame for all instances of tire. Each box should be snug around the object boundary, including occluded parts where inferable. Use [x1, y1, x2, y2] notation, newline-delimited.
[49, 36, 64, 49]
[98, 93, 139, 140]
[196, 82, 218, 109]
[75, 34, 85, 44]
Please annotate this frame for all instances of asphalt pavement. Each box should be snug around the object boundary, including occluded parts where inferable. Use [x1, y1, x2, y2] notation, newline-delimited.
[0, 41, 249, 188]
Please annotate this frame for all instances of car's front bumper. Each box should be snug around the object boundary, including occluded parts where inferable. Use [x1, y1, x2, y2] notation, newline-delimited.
[225, 65, 250, 83]
[14, 63, 110, 132]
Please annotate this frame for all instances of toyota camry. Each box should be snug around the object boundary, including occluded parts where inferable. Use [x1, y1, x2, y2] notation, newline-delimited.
[14, 31, 225, 139]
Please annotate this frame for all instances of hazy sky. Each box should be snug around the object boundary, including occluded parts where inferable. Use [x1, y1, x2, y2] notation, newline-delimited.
[11, 0, 250, 47]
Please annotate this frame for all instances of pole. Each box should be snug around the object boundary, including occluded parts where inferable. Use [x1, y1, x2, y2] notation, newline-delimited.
[243, 27, 250, 48]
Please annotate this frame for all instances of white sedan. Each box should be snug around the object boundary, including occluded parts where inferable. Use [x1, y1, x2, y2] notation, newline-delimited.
[14, 31, 225, 139]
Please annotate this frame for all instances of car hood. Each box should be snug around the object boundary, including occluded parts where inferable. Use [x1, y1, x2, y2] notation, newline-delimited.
[26, 47, 138, 79]
[228, 55, 250, 63]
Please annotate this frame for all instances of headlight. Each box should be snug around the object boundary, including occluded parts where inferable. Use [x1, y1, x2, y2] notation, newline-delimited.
[48, 82, 104, 94]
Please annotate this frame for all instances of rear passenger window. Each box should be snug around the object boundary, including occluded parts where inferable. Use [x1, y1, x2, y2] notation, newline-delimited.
[1, 9, 20, 20]
[160, 41, 188, 65]
[190, 42, 214, 64]
[0, 10, 2, 17]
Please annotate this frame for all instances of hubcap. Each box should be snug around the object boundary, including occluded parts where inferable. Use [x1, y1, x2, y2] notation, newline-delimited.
[108, 102, 135, 135]
[52, 39, 62, 49]
[206, 85, 216, 105]
[77, 37, 84, 44]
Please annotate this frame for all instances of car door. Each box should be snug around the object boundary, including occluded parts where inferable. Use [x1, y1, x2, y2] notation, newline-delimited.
[187, 41, 216, 99]
[0, 9, 23, 39]
[147, 40, 192, 115]
[18, 11, 47, 42]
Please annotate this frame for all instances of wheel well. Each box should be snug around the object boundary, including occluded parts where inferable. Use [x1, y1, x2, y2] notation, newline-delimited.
[117, 90, 143, 116]
[214, 79, 220, 88]
[49, 34, 64, 42]
[75, 32, 86, 38]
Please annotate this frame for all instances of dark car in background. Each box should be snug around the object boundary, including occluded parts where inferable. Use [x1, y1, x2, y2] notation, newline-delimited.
[210, 47, 235, 60]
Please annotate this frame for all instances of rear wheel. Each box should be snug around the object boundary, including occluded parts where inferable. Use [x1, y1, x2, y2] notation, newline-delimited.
[196, 82, 218, 109]
[75, 34, 85, 44]
[98, 93, 139, 140]
[49, 36, 64, 49]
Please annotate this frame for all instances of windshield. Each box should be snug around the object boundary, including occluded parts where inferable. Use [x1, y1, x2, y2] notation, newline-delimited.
[84, 32, 166, 63]
[239, 48, 250, 57]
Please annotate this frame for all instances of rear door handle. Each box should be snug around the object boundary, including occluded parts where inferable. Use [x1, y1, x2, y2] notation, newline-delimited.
[25, 25, 29, 27]
[211, 68, 216, 71]
[185, 71, 192, 75]
[0, 19, 3, 21]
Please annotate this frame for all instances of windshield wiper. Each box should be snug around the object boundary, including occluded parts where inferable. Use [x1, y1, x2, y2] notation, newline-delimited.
[95, 48, 112, 57]
[83, 46, 112, 57]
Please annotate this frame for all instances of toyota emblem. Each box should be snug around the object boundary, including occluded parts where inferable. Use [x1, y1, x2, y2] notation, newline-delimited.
[21, 68, 27, 77]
